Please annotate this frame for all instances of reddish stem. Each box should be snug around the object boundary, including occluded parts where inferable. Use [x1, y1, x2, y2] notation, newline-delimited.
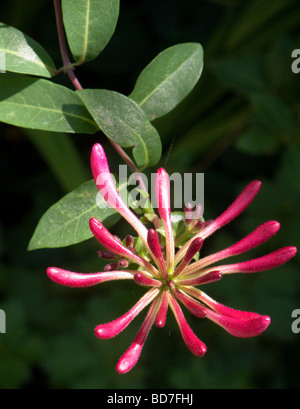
[53, 0, 83, 90]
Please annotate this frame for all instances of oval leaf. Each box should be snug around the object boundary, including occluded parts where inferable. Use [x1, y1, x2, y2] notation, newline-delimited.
[28, 180, 121, 250]
[0, 75, 98, 133]
[0, 22, 56, 77]
[235, 126, 281, 156]
[77, 89, 162, 169]
[25, 129, 88, 193]
[249, 92, 296, 133]
[62, 0, 120, 63]
[130, 43, 204, 120]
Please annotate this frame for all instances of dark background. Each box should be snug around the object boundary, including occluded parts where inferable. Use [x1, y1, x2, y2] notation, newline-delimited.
[0, 0, 299, 388]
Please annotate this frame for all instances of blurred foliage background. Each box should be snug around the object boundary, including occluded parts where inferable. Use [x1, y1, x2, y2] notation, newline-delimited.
[1, 0, 300, 389]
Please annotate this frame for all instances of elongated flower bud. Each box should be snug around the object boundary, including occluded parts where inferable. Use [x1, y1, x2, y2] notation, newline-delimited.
[91, 143, 149, 243]
[175, 180, 262, 264]
[219, 246, 297, 274]
[125, 235, 134, 248]
[104, 262, 119, 271]
[116, 298, 160, 374]
[185, 288, 270, 321]
[221, 220, 280, 257]
[186, 220, 280, 273]
[201, 180, 262, 239]
[90, 217, 159, 276]
[155, 168, 175, 271]
[174, 237, 203, 277]
[46, 267, 134, 287]
[205, 308, 271, 338]
[173, 289, 207, 318]
[134, 272, 161, 287]
[90, 217, 134, 259]
[155, 291, 169, 328]
[179, 270, 222, 286]
[97, 250, 116, 260]
[116, 344, 142, 375]
[118, 259, 129, 268]
[168, 294, 207, 357]
[184, 237, 204, 263]
[95, 288, 159, 339]
[147, 229, 167, 278]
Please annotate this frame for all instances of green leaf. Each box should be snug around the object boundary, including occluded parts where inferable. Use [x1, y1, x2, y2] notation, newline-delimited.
[0, 22, 56, 77]
[28, 180, 120, 250]
[211, 53, 266, 93]
[77, 89, 162, 169]
[25, 129, 88, 192]
[129, 43, 204, 120]
[62, 0, 120, 63]
[249, 93, 296, 133]
[0, 75, 98, 133]
[235, 126, 281, 156]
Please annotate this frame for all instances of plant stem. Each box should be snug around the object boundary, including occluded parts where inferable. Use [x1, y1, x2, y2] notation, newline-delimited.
[53, 1, 158, 227]
[109, 139, 137, 173]
[108, 139, 161, 229]
[53, 0, 83, 90]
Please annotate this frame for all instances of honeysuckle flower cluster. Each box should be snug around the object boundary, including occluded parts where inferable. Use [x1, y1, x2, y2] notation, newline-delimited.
[47, 143, 297, 374]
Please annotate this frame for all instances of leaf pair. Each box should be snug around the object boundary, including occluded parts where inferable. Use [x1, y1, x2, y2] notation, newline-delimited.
[0, 1, 120, 74]
[0, 1, 205, 250]
[28, 42, 204, 249]
[0, 7, 203, 169]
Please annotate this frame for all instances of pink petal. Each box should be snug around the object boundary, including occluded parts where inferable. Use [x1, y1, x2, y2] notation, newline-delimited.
[155, 168, 175, 271]
[116, 298, 160, 374]
[91, 143, 148, 243]
[94, 288, 159, 339]
[46, 267, 134, 287]
[168, 294, 207, 357]
[184, 220, 280, 274]
[89, 217, 159, 276]
[218, 246, 297, 274]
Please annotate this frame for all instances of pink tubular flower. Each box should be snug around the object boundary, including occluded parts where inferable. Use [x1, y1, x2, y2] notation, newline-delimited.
[46, 143, 297, 374]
